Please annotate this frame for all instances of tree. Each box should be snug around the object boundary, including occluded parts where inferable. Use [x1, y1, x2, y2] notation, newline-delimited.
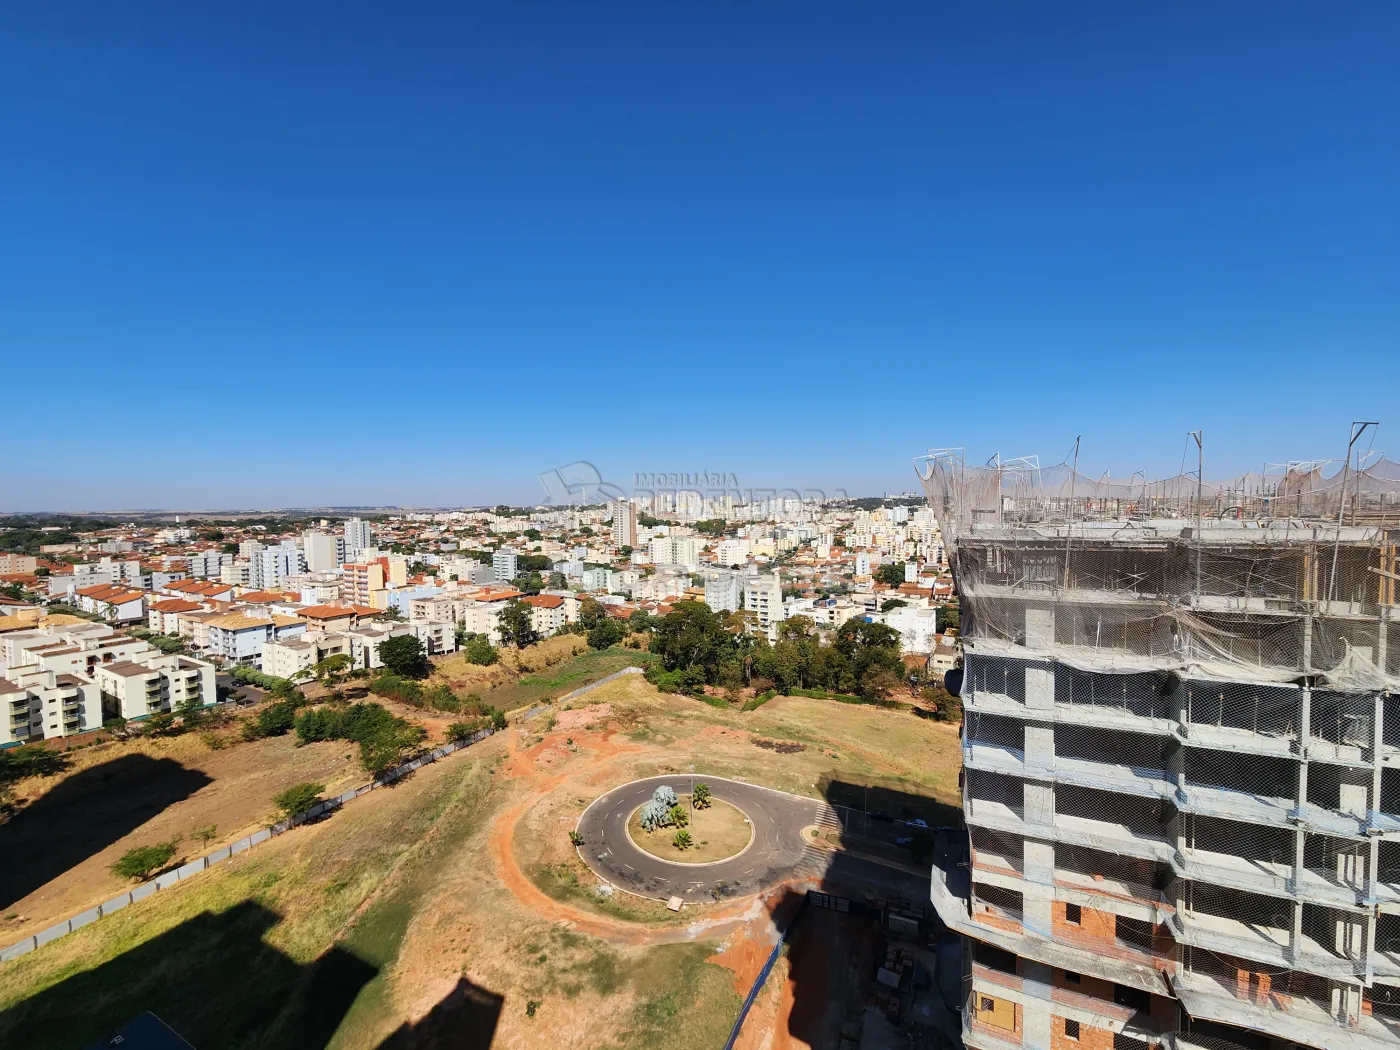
[192, 824, 218, 849]
[587, 617, 627, 650]
[874, 563, 906, 588]
[274, 781, 326, 820]
[835, 619, 905, 698]
[937, 603, 961, 634]
[668, 804, 688, 827]
[649, 601, 734, 682]
[464, 635, 498, 665]
[377, 634, 429, 677]
[256, 701, 298, 737]
[111, 838, 181, 881]
[577, 597, 605, 629]
[547, 571, 567, 589]
[673, 829, 692, 850]
[695, 519, 728, 537]
[881, 598, 909, 613]
[497, 599, 539, 649]
[176, 693, 207, 729]
[377, 606, 406, 622]
[692, 783, 712, 808]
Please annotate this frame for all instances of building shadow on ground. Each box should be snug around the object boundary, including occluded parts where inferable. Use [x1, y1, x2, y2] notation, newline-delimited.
[374, 976, 504, 1050]
[732, 777, 967, 1050]
[0, 901, 375, 1049]
[0, 752, 212, 911]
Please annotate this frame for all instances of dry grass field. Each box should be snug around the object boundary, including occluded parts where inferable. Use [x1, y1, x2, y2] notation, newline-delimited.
[0, 661, 963, 1050]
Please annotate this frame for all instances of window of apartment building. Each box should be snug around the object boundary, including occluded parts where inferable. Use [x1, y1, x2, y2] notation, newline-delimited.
[1063, 970, 1082, 984]
[1064, 1019, 1080, 1040]
[1065, 903, 1082, 924]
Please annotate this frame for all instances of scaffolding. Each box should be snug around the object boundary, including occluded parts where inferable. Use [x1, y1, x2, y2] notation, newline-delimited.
[922, 435, 1400, 1050]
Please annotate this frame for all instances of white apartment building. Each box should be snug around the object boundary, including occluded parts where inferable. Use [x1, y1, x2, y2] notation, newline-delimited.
[876, 605, 940, 654]
[650, 536, 701, 567]
[261, 632, 353, 681]
[220, 560, 252, 587]
[343, 518, 374, 561]
[704, 572, 742, 613]
[253, 542, 305, 590]
[1, 667, 102, 745]
[581, 567, 617, 593]
[634, 571, 689, 602]
[743, 573, 785, 635]
[519, 595, 568, 636]
[95, 653, 217, 722]
[492, 550, 518, 582]
[205, 613, 305, 666]
[303, 530, 345, 573]
[186, 550, 230, 578]
[713, 539, 750, 567]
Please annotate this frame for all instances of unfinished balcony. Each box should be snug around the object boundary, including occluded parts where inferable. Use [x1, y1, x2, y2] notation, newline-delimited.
[1174, 949, 1392, 1050]
[1181, 680, 1300, 759]
[1175, 882, 1367, 982]
[1052, 784, 1176, 863]
[1054, 725, 1176, 800]
[1180, 749, 1299, 829]
[1054, 841, 1175, 927]
[1055, 665, 1175, 735]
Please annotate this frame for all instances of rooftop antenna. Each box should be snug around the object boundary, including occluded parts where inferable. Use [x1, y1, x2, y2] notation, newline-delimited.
[1328, 421, 1379, 603]
[1189, 430, 1203, 594]
[1062, 436, 1080, 587]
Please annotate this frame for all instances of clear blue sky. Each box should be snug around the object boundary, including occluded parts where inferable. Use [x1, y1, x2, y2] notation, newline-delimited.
[3, 3, 1396, 511]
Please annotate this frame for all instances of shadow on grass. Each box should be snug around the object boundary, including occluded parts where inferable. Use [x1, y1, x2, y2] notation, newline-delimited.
[0, 753, 212, 911]
[0, 901, 383, 1050]
[374, 976, 504, 1050]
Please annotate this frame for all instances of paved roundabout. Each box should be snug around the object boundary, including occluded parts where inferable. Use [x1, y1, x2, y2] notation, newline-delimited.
[574, 775, 827, 902]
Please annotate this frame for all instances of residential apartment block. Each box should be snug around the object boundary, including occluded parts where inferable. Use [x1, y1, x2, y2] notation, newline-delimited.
[95, 653, 217, 721]
[922, 450, 1400, 1050]
[1, 667, 101, 745]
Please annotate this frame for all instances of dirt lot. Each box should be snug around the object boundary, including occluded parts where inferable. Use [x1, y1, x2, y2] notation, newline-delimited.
[0, 667, 963, 1050]
[0, 730, 365, 940]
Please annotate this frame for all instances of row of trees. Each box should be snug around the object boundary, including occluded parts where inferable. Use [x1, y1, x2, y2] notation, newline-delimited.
[645, 603, 905, 699]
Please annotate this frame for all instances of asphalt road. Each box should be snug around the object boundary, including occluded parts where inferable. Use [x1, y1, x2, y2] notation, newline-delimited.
[575, 775, 827, 903]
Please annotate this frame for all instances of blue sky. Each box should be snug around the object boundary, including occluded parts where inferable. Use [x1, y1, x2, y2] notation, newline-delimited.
[3, 3, 1396, 511]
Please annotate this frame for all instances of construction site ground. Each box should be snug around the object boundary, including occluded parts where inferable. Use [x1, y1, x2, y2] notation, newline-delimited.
[0, 665, 962, 1050]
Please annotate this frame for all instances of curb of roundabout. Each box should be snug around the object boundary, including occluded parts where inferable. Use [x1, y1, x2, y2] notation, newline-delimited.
[572, 775, 826, 903]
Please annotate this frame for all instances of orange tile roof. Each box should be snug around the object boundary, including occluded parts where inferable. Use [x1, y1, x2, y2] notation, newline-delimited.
[151, 598, 202, 613]
[521, 595, 564, 608]
[237, 590, 284, 603]
[297, 605, 358, 620]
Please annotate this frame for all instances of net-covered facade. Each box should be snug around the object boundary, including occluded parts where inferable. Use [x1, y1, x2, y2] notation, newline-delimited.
[922, 450, 1400, 1050]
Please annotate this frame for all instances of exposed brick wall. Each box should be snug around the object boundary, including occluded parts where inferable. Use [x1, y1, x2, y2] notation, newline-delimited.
[1050, 1015, 1112, 1050]
[1052, 901, 1117, 947]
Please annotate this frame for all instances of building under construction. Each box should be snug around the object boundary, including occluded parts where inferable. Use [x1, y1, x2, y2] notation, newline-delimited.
[919, 445, 1400, 1050]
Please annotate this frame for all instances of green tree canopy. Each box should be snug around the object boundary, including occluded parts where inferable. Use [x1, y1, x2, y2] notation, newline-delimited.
[874, 563, 906, 588]
[497, 599, 539, 649]
[376, 634, 429, 677]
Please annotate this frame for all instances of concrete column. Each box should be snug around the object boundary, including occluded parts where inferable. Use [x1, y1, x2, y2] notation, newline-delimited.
[1024, 781, 1054, 829]
[1023, 839, 1054, 886]
[1025, 725, 1054, 775]
[1020, 960, 1054, 1050]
